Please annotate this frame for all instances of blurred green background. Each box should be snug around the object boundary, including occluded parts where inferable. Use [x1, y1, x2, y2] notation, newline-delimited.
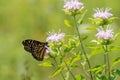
[0, 0, 120, 80]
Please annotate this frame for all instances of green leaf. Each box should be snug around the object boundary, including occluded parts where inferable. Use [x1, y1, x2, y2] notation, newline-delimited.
[69, 39, 79, 48]
[109, 46, 120, 51]
[64, 45, 73, 53]
[64, 19, 73, 27]
[71, 64, 79, 68]
[81, 35, 88, 41]
[88, 47, 103, 59]
[91, 40, 100, 44]
[114, 32, 120, 39]
[65, 72, 70, 80]
[70, 52, 81, 65]
[60, 52, 81, 67]
[85, 26, 96, 31]
[99, 76, 107, 80]
[51, 67, 64, 77]
[78, 10, 87, 24]
[75, 75, 85, 80]
[110, 75, 115, 80]
[91, 65, 105, 74]
[109, 17, 118, 22]
[112, 57, 120, 67]
[112, 69, 120, 76]
[38, 62, 53, 67]
[115, 69, 120, 76]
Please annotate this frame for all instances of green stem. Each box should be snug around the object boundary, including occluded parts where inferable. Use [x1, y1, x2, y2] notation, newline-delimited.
[58, 48, 76, 80]
[50, 55, 66, 80]
[103, 45, 110, 79]
[73, 15, 93, 80]
[106, 52, 110, 80]
[102, 46, 107, 75]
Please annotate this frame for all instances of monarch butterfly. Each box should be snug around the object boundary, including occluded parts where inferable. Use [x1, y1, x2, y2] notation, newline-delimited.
[22, 39, 49, 61]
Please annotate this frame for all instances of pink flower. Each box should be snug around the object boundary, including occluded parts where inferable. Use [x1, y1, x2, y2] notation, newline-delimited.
[45, 46, 50, 54]
[93, 8, 113, 19]
[96, 26, 114, 40]
[46, 32, 65, 42]
[64, 0, 83, 11]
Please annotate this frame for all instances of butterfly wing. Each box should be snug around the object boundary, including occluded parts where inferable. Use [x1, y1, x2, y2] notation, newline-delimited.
[32, 43, 46, 61]
[22, 39, 48, 61]
[22, 40, 33, 53]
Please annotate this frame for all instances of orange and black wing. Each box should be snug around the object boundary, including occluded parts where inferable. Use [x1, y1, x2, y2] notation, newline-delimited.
[31, 43, 47, 61]
[22, 39, 48, 61]
[22, 39, 33, 53]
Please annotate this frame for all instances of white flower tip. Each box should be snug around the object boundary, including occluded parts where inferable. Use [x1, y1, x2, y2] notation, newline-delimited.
[93, 8, 113, 19]
[96, 26, 114, 40]
[63, 0, 84, 10]
[46, 32, 65, 42]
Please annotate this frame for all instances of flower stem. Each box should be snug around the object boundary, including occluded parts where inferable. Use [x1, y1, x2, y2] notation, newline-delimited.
[64, 60, 76, 80]
[58, 48, 76, 80]
[103, 45, 110, 79]
[102, 45, 107, 75]
[106, 52, 110, 80]
[73, 15, 93, 80]
[50, 54, 66, 80]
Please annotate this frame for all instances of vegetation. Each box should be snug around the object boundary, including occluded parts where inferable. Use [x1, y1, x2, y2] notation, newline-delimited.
[0, 0, 120, 80]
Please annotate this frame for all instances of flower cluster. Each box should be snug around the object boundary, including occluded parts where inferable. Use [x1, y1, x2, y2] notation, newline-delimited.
[46, 32, 65, 42]
[90, 8, 114, 25]
[63, 0, 84, 15]
[96, 26, 114, 40]
[93, 8, 113, 19]
[64, 0, 83, 11]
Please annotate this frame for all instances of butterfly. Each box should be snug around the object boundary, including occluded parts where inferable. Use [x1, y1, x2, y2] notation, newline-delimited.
[22, 39, 49, 61]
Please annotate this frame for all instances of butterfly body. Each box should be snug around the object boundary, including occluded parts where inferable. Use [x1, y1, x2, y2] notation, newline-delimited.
[22, 39, 48, 61]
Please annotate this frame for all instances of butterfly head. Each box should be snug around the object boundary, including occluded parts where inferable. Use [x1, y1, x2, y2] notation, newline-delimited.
[22, 40, 32, 46]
